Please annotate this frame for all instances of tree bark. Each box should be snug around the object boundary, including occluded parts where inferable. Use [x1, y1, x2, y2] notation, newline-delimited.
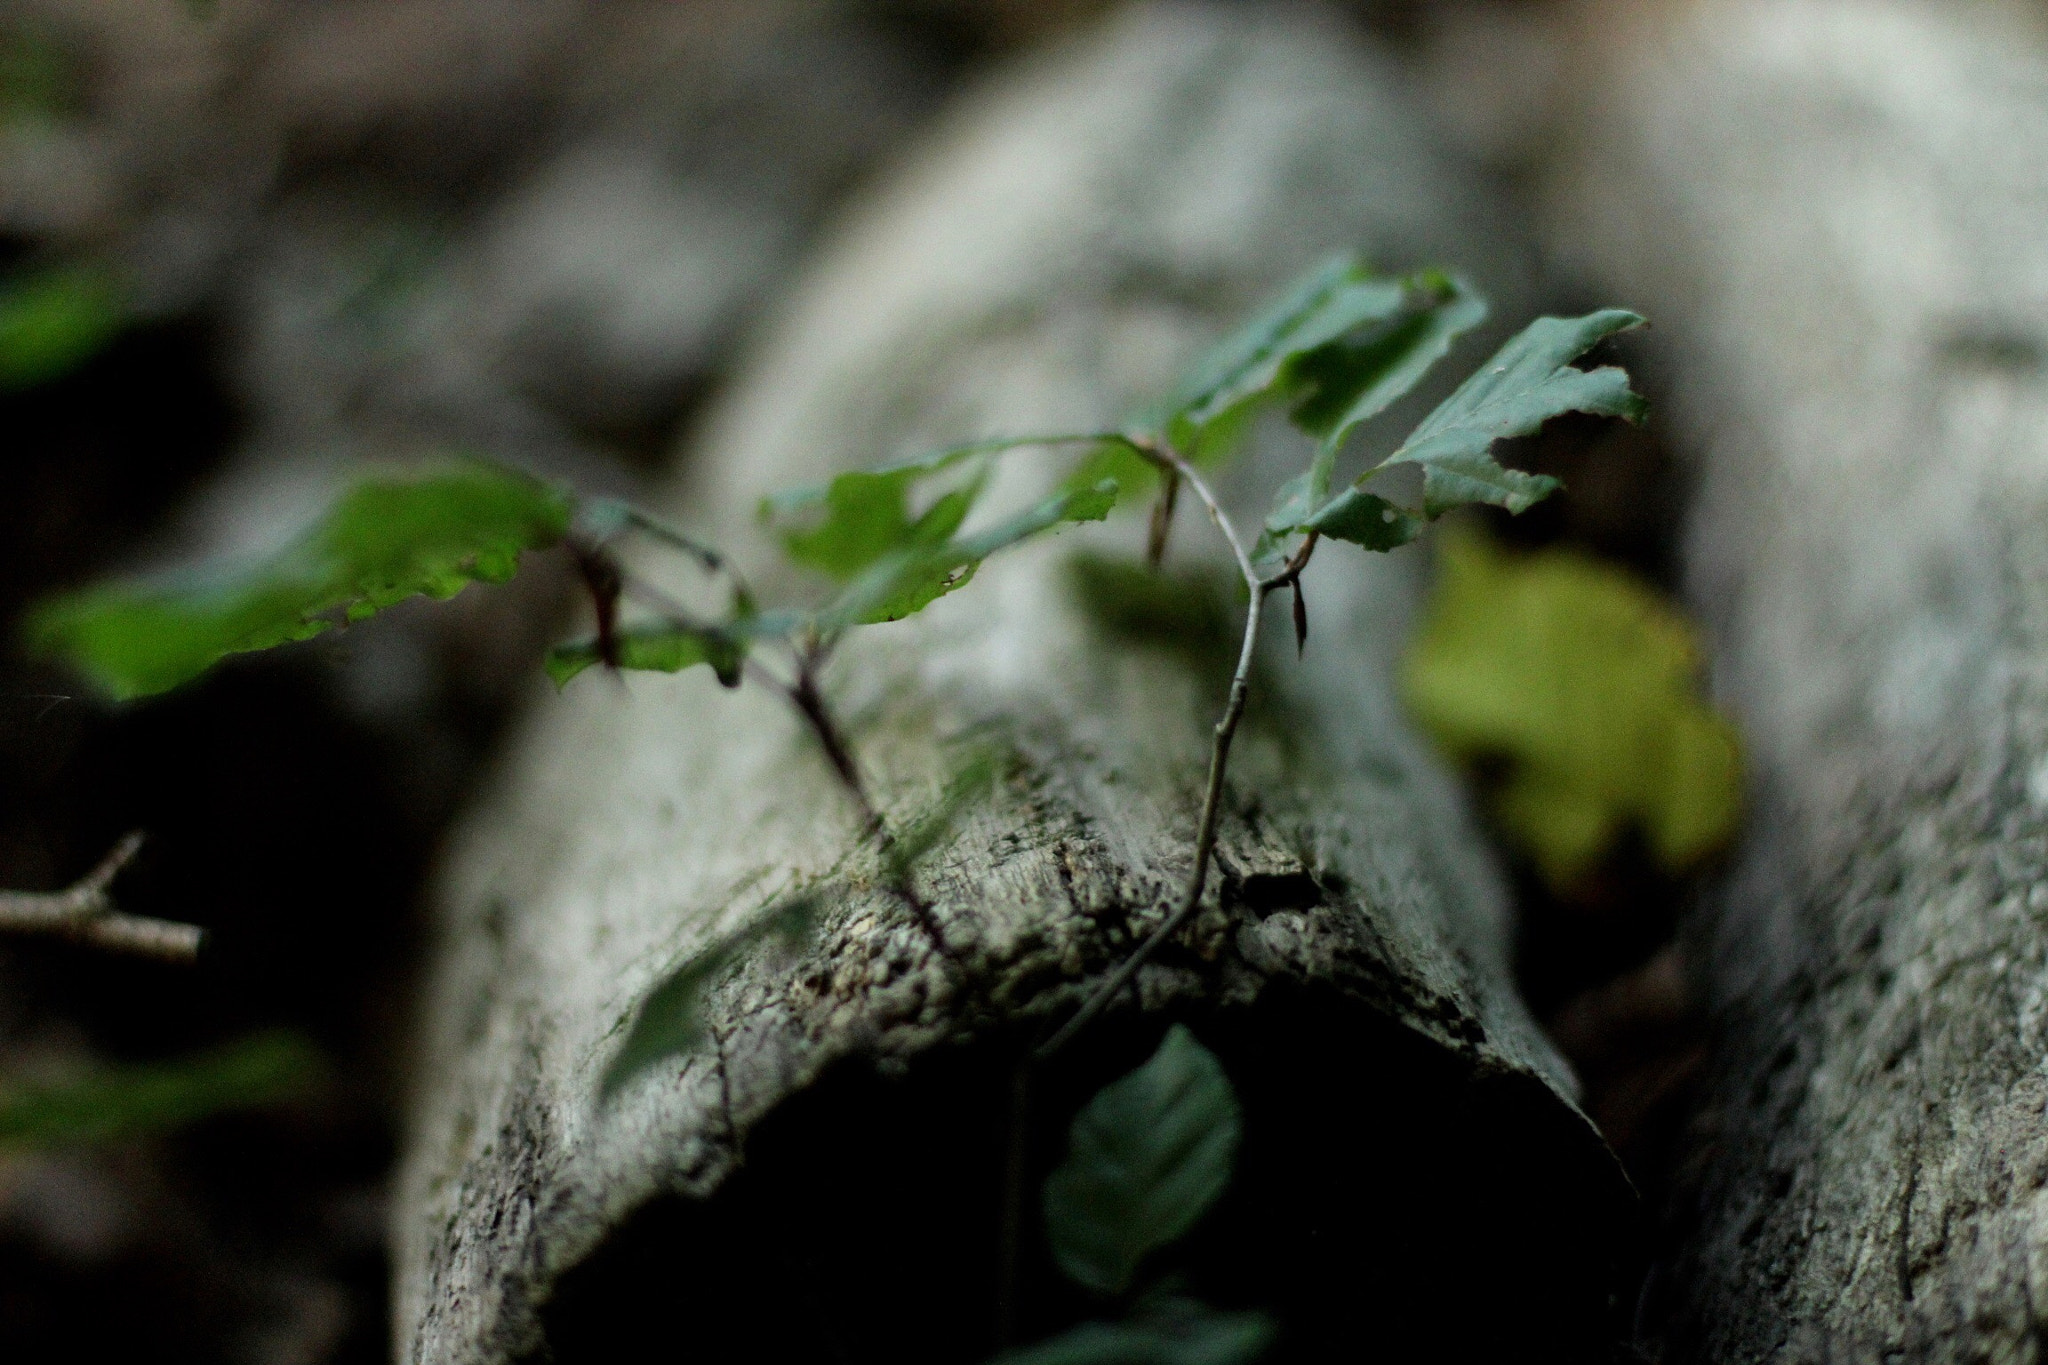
[393, 6, 1623, 1362]
[1544, 1, 2048, 1357]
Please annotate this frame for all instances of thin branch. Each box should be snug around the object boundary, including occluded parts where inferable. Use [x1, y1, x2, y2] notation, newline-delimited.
[617, 505, 729, 576]
[788, 657, 877, 829]
[615, 569, 728, 638]
[618, 556, 954, 959]
[593, 501, 760, 614]
[1132, 441, 1260, 586]
[1036, 442, 1290, 1060]
[1263, 530, 1320, 656]
[1146, 468, 1181, 567]
[784, 648, 959, 962]
[0, 834, 204, 962]
[572, 546, 624, 669]
[1260, 529, 1320, 593]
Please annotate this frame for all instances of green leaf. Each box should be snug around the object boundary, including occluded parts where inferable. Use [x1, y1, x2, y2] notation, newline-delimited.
[769, 451, 985, 582]
[1267, 271, 1487, 547]
[27, 464, 573, 699]
[765, 435, 1108, 582]
[0, 262, 127, 391]
[601, 891, 822, 1100]
[1401, 527, 1744, 892]
[0, 1031, 322, 1151]
[1371, 309, 1646, 518]
[817, 478, 1117, 628]
[1043, 1025, 1241, 1297]
[1062, 439, 1160, 511]
[546, 623, 746, 690]
[599, 943, 735, 1101]
[1160, 255, 1406, 456]
[1302, 488, 1425, 553]
[993, 1302, 1273, 1365]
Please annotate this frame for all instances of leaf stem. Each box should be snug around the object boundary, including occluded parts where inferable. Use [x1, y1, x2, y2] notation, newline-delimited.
[788, 651, 875, 825]
[1035, 441, 1306, 1061]
[784, 645, 957, 961]
[0, 833, 204, 962]
[1146, 469, 1180, 567]
[615, 567, 730, 640]
[617, 504, 760, 613]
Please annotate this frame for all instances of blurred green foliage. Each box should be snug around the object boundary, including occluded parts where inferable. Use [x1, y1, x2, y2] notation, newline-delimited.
[0, 263, 128, 392]
[0, 1031, 322, 1151]
[0, 24, 76, 128]
[28, 465, 573, 699]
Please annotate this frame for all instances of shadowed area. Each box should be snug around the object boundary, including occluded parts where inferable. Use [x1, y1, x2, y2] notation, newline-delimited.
[534, 987, 1626, 1364]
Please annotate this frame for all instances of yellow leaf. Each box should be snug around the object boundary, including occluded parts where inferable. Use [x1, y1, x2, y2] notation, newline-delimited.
[1401, 526, 1743, 892]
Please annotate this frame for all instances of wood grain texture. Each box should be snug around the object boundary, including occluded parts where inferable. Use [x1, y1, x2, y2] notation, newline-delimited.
[1545, 1, 2048, 1357]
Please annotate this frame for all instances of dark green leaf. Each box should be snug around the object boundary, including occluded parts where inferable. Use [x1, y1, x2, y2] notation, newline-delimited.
[1043, 1025, 1241, 1296]
[1257, 273, 1488, 555]
[993, 1303, 1273, 1365]
[765, 435, 1108, 583]
[1372, 309, 1645, 518]
[1284, 271, 1488, 454]
[1261, 470, 1318, 539]
[1302, 488, 1425, 552]
[28, 464, 573, 699]
[0, 262, 127, 391]
[599, 944, 736, 1100]
[818, 478, 1117, 628]
[1160, 255, 1406, 455]
[601, 891, 822, 1100]
[0, 1031, 322, 1151]
[546, 623, 746, 690]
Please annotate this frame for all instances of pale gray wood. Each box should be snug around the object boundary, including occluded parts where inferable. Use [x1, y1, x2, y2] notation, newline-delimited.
[392, 6, 1608, 1361]
[1543, 1, 2048, 1357]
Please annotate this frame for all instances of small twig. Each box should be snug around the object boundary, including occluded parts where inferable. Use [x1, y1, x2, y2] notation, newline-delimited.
[1036, 442, 1316, 1061]
[1263, 530, 1320, 656]
[572, 546, 624, 669]
[0, 834, 204, 963]
[618, 560, 955, 959]
[615, 569, 730, 640]
[603, 502, 759, 614]
[784, 647, 959, 961]
[1259, 530, 1320, 594]
[788, 653, 876, 827]
[1146, 468, 1181, 567]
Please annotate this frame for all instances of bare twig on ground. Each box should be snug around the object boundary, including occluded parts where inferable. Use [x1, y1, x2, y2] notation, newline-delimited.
[0, 833, 204, 962]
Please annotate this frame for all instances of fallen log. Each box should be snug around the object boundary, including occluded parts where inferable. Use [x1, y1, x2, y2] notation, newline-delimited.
[1543, 0, 2048, 1356]
[394, 6, 1625, 1362]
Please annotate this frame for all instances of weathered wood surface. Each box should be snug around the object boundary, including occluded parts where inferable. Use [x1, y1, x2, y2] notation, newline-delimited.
[1545, 1, 2048, 1357]
[393, 6, 1618, 1362]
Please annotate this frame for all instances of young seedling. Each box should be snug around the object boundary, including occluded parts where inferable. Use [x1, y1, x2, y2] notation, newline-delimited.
[25, 255, 1646, 1357]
